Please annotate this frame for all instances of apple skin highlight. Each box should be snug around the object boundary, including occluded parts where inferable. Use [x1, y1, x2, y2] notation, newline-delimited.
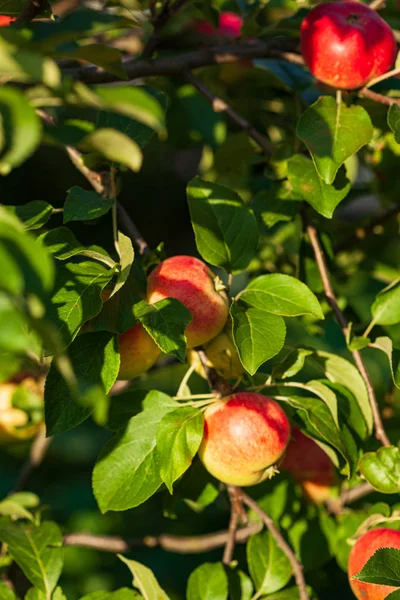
[348, 528, 400, 600]
[147, 256, 229, 349]
[199, 392, 290, 486]
[301, 1, 397, 90]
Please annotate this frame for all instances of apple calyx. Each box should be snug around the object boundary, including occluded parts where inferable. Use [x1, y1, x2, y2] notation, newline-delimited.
[213, 276, 226, 293]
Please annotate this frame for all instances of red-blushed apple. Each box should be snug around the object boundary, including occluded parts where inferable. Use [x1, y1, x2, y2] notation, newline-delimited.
[348, 528, 400, 599]
[0, 16, 15, 26]
[198, 392, 290, 486]
[301, 1, 397, 90]
[281, 427, 338, 503]
[147, 256, 229, 348]
[187, 326, 244, 380]
[118, 323, 161, 380]
[195, 11, 243, 39]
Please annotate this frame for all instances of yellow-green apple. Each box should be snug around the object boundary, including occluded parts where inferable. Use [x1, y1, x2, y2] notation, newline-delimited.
[348, 528, 400, 599]
[198, 392, 290, 486]
[301, 1, 397, 90]
[281, 427, 338, 503]
[118, 323, 161, 380]
[147, 256, 229, 348]
[0, 378, 43, 444]
[187, 326, 244, 380]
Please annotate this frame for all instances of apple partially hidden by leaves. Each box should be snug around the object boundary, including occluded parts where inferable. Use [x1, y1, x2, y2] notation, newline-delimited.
[118, 322, 161, 380]
[0, 16, 15, 26]
[0, 378, 44, 444]
[348, 528, 400, 599]
[147, 255, 229, 349]
[199, 392, 290, 486]
[301, 1, 397, 90]
[187, 326, 244, 381]
[281, 427, 338, 503]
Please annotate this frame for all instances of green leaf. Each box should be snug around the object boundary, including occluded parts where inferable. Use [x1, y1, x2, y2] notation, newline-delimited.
[40, 227, 115, 267]
[80, 589, 141, 600]
[251, 189, 298, 229]
[388, 104, 400, 144]
[0, 492, 39, 522]
[231, 303, 286, 375]
[359, 446, 400, 494]
[246, 530, 292, 596]
[81, 128, 142, 172]
[0, 581, 16, 600]
[0, 520, 63, 598]
[64, 186, 114, 223]
[48, 260, 115, 349]
[156, 407, 204, 493]
[372, 280, 400, 325]
[7, 201, 54, 230]
[354, 547, 400, 586]
[313, 350, 373, 436]
[187, 177, 258, 272]
[186, 562, 228, 600]
[297, 97, 373, 184]
[112, 232, 134, 298]
[133, 298, 192, 362]
[0, 293, 34, 353]
[93, 407, 169, 512]
[371, 336, 400, 390]
[45, 331, 119, 436]
[240, 274, 323, 319]
[387, 591, 400, 600]
[94, 86, 165, 131]
[272, 347, 313, 380]
[118, 556, 169, 599]
[25, 589, 46, 600]
[287, 155, 350, 218]
[0, 207, 54, 299]
[0, 87, 42, 175]
[57, 45, 126, 80]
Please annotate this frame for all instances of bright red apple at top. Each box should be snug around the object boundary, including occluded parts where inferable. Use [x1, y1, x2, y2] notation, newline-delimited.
[348, 528, 400, 599]
[301, 1, 397, 90]
[198, 392, 290, 486]
[147, 255, 229, 348]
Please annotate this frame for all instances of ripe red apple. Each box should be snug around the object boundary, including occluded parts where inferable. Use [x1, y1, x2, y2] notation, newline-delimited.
[147, 256, 229, 348]
[0, 16, 15, 26]
[198, 392, 290, 486]
[195, 11, 243, 39]
[301, 1, 397, 90]
[118, 323, 161, 380]
[348, 528, 400, 599]
[281, 427, 338, 503]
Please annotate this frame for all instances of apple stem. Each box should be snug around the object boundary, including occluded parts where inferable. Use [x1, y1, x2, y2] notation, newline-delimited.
[306, 224, 391, 447]
[241, 489, 310, 600]
[366, 66, 400, 88]
[197, 349, 234, 397]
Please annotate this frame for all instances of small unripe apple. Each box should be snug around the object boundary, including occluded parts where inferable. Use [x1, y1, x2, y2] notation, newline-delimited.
[0, 16, 15, 26]
[0, 379, 43, 444]
[147, 256, 229, 349]
[348, 528, 400, 599]
[198, 392, 290, 486]
[301, 1, 397, 90]
[187, 327, 244, 380]
[281, 427, 338, 503]
[118, 323, 161, 380]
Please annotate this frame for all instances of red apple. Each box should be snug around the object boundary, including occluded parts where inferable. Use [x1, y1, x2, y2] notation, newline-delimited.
[301, 1, 397, 90]
[198, 392, 290, 486]
[195, 11, 243, 39]
[147, 256, 229, 348]
[0, 16, 15, 26]
[281, 427, 338, 503]
[118, 323, 161, 380]
[348, 528, 400, 599]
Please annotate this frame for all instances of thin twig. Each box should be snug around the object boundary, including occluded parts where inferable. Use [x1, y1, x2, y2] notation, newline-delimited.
[222, 486, 242, 565]
[63, 522, 262, 554]
[142, 0, 188, 59]
[117, 203, 150, 255]
[359, 87, 400, 107]
[241, 490, 309, 600]
[185, 71, 274, 156]
[197, 349, 233, 398]
[15, 0, 47, 22]
[306, 224, 390, 447]
[335, 205, 400, 252]
[340, 482, 375, 504]
[10, 425, 52, 494]
[64, 39, 301, 84]
[369, 0, 386, 10]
